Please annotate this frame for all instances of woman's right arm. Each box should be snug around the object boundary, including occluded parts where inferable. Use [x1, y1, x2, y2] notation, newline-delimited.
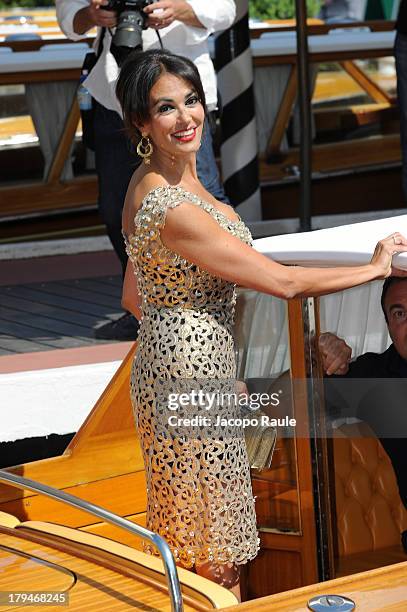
[160, 203, 407, 299]
[122, 261, 142, 320]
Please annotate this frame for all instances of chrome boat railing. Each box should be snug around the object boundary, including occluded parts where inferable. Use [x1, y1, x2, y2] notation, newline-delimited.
[0, 469, 183, 612]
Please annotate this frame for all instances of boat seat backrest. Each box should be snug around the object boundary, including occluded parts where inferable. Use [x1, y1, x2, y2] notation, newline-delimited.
[333, 421, 407, 556]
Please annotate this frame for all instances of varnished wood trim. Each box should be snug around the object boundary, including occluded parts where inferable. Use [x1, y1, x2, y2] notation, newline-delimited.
[288, 299, 319, 585]
[1, 472, 147, 526]
[46, 96, 80, 184]
[259, 134, 401, 182]
[0, 528, 197, 610]
[0, 510, 20, 528]
[254, 48, 395, 68]
[12, 522, 238, 610]
[0, 69, 81, 85]
[265, 66, 298, 160]
[340, 60, 392, 105]
[66, 343, 137, 453]
[226, 561, 407, 610]
[0, 177, 98, 217]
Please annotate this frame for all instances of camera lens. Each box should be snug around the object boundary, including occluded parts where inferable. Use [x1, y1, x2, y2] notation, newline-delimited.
[113, 10, 144, 51]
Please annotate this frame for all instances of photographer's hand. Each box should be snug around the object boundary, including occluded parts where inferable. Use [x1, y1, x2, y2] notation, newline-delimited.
[144, 0, 204, 29]
[74, 0, 117, 35]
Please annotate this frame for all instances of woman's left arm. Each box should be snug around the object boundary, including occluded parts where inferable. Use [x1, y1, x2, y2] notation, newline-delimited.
[122, 261, 143, 321]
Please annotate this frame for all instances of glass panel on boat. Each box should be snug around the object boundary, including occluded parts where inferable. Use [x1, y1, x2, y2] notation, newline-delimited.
[235, 289, 300, 534]
[317, 282, 407, 578]
[239, 280, 407, 597]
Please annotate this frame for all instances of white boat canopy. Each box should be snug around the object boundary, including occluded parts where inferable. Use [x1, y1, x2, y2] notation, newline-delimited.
[255, 215, 407, 270]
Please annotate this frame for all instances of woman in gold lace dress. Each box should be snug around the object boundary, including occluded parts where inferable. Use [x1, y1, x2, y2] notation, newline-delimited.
[116, 49, 407, 598]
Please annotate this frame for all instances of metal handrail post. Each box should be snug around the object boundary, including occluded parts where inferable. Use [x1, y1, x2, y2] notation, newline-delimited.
[295, 0, 313, 231]
[0, 470, 183, 612]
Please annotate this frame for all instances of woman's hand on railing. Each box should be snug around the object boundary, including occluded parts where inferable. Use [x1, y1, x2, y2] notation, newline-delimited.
[370, 233, 407, 279]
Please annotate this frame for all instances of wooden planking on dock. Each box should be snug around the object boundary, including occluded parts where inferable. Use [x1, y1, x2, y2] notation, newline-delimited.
[0, 275, 124, 356]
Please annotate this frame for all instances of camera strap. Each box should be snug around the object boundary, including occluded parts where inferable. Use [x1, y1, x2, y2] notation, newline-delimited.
[155, 29, 164, 49]
[79, 27, 106, 151]
[80, 27, 106, 76]
[97, 27, 106, 58]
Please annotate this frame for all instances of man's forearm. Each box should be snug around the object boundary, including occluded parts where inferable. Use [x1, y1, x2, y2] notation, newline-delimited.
[73, 6, 95, 34]
[144, 1, 205, 29]
[176, 2, 204, 28]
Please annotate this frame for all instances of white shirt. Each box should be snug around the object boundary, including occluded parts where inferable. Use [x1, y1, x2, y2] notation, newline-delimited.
[56, 0, 235, 114]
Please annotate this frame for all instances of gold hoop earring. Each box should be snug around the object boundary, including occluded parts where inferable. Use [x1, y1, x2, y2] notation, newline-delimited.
[136, 134, 153, 164]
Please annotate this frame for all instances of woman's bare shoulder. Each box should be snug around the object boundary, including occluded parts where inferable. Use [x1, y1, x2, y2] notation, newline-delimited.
[123, 170, 168, 233]
[129, 171, 168, 209]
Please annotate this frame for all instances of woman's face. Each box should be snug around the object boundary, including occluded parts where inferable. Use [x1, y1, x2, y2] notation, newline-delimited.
[139, 72, 205, 158]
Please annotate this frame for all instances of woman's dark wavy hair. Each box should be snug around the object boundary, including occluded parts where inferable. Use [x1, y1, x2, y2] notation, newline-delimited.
[116, 48, 207, 147]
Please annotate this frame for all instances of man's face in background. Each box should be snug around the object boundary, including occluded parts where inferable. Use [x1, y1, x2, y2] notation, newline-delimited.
[384, 281, 407, 361]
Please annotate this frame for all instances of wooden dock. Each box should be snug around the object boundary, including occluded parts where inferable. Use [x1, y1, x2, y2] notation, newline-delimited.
[0, 249, 127, 357]
[0, 275, 124, 356]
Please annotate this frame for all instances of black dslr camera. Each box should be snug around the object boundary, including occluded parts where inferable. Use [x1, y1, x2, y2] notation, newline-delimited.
[105, 0, 155, 64]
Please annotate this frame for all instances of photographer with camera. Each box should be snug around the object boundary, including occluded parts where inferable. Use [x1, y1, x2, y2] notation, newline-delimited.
[56, 0, 236, 340]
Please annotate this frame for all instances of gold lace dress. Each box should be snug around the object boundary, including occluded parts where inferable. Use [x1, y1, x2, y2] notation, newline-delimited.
[124, 185, 259, 568]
